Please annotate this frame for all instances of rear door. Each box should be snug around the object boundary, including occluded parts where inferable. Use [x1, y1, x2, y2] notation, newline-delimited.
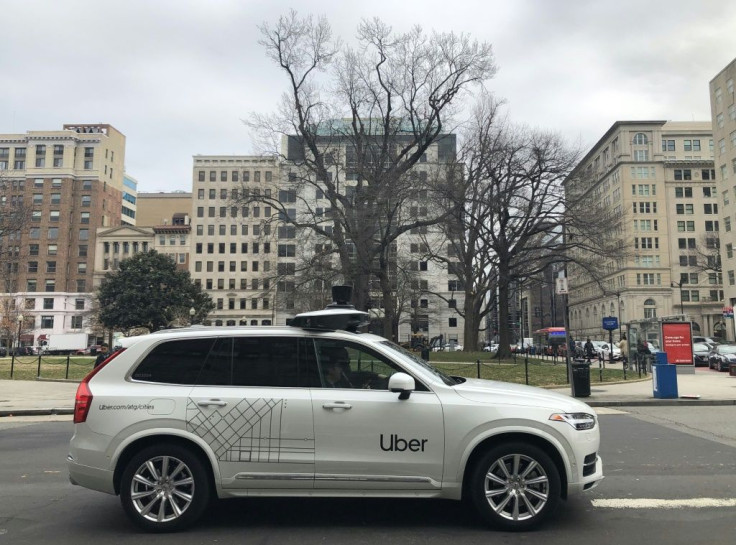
[187, 336, 316, 490]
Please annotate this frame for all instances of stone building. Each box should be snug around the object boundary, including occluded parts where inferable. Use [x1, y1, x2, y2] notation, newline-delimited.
[565, 121, 724, 343]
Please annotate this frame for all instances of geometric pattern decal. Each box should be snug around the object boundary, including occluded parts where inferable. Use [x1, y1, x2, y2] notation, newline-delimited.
[186, 397, 313, 463]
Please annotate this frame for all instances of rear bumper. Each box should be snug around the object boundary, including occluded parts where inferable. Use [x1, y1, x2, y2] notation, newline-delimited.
[67, 454, 116, 495]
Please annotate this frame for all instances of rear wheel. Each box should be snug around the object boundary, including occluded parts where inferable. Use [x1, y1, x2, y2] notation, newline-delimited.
[469, 442, 561, 531]
[120, 443, 211, 532]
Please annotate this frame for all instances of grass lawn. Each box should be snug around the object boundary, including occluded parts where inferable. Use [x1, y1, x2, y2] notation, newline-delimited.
[428, 351, 629, 387]
[0, 351, 632, 387]
[0, 356, 95, 381]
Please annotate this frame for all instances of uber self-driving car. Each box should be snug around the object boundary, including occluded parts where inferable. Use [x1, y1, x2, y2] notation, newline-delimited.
[68, 289, 603, 532]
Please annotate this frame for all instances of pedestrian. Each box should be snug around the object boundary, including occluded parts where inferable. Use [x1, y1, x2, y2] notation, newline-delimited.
[93, 343, 109, 368]
[584, 338, 595, 363]
[618, 334, 629, 369]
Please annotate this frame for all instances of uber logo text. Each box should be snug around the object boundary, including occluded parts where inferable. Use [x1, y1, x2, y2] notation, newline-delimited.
[380, 434, 428, 452]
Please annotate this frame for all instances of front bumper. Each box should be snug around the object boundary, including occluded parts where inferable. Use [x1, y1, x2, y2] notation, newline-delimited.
[567, 455, 604, 495]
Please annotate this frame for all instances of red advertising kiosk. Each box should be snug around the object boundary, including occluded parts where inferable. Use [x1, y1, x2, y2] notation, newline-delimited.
[660, 321, 694, 369]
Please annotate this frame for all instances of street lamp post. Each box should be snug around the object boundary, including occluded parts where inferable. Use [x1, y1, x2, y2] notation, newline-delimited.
[189, 307, 196, 325]
[16, 314, 24, 354]
[671, 281, 684, 316]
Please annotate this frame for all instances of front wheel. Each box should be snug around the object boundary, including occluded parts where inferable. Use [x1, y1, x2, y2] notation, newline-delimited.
[469, 442, 561, 531]
[120, 443, 212, 532]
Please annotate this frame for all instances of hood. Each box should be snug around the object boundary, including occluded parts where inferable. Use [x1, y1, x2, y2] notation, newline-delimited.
[452, 377, 592, 412]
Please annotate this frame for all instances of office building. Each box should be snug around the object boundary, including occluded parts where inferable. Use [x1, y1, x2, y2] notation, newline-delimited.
[0, 123, 126, 349]
[566, 121, 724, 342]
[190, 155, 279, 326]
[710, 59, 736, 338]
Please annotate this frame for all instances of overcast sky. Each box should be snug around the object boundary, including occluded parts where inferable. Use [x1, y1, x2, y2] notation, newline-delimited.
[1, 0, 735, 193]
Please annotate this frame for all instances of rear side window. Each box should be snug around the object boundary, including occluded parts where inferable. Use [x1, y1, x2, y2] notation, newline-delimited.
[132, 336, 309, 387]
[132, 338, 215, 384]
[232, 337, 299, 387]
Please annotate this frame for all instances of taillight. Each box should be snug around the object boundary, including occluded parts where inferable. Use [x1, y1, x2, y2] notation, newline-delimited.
[73, 348, 126, 424]
[74, 380, 93, 424]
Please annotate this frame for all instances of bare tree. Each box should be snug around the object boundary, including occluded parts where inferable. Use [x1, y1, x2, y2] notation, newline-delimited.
[433, 93, 626, 355]
[245, 11, 496, 340]
[0, 174, 33, 350]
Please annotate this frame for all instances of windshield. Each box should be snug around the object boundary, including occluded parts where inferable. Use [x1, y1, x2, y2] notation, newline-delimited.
[379, 340, 458, 386]
[692, 343, 709, 352]
[718, 345, 736, 354]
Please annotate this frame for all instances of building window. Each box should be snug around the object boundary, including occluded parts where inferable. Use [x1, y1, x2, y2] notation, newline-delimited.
[41, 316, 54, 329]
[633, 133, 648, 145]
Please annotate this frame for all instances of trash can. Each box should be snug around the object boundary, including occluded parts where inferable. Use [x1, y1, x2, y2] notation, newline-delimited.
[655, 352, 668, 366]
[652, 364, 678, 399]
[420, 347, 430, 361]
[729, 364, 736, 377]
[571, 359, 591, 397]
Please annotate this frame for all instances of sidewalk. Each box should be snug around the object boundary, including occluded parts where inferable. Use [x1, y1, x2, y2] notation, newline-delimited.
[1, 368, 735, 417]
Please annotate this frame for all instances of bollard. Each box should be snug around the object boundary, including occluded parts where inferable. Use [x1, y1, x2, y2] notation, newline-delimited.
[65, 355, 71, 379]
[476, 359, 481, 379]
[37, 355, 42, 378]
[10, 354, 15, 379]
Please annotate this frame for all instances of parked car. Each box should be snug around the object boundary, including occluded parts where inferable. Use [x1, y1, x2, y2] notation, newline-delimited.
[0, 347, 7, 357]
[693, 336, 718, 350]
[68, 289, 603, 532]
[708, 344, 736, 371]
[597, 342, 622, 361]
[692, 342, 711, 367]
[482, 343, 499, 353]
[12, 346, 34, 356]
[75, 345, 101, 356]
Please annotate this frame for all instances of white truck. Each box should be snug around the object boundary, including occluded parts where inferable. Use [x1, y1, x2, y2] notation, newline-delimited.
[43, 333, 89, 355]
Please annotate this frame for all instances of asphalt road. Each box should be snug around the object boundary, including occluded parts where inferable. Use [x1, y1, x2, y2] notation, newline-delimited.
[0, 408, 734, 545]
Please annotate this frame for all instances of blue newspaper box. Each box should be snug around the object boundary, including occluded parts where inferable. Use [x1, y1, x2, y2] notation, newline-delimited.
[652, 352, 678, 399]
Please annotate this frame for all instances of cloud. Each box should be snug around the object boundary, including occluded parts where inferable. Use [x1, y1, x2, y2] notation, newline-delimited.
[1, 0, 735, 191]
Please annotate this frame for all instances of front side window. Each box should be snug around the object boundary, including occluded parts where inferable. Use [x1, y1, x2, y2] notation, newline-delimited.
[314, 339, 426, 391]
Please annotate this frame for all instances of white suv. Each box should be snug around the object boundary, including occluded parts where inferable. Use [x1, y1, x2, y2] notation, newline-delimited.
[68, 297, 603, 532]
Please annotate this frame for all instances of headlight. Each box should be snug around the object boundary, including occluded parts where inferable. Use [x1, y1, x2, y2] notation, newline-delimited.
[549, 412, 596, 430]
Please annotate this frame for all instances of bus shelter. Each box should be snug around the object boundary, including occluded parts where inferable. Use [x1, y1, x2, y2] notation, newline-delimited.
[627, 316, 694, 374]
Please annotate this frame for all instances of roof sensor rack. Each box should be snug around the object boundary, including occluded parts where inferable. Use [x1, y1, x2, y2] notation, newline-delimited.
[287, 285, 370, 332]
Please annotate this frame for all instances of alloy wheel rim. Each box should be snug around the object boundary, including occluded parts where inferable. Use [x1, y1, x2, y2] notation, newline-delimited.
[130, 455, 195, 523]
[483, 453, 549, 521]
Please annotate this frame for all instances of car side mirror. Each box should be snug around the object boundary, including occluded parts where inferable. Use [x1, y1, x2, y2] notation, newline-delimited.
[388, 372, 415, 400]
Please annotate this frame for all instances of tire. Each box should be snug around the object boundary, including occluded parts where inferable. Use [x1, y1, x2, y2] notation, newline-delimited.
[469, 442, 561, 531]
[120, 443, 212, 532]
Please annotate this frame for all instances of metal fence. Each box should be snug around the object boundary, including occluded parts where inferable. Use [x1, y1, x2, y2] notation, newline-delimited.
[2, 355, 94, 381]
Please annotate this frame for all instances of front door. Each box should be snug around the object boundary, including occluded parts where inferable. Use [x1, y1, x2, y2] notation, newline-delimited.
[310, 339, 444, 490]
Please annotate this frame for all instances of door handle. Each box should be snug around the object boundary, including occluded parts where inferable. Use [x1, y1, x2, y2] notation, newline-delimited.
[322, 402, 352, 410]
[196, 399, 228, 407]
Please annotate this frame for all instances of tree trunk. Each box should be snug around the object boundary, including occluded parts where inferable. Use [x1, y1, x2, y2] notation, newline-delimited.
[463, 294, 481, 351]
[497, 265, 512, 358]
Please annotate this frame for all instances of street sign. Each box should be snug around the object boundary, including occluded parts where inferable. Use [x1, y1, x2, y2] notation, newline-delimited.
[723, 306, 734, 318]
[555, 277, 568, 295]
[602, 316, 619, 331]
